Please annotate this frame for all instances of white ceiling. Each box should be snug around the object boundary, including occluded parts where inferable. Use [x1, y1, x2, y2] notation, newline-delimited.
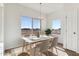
[20, 3, 64, 14]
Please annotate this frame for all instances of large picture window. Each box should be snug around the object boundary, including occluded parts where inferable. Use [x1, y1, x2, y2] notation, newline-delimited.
[21, 16, 40, 37]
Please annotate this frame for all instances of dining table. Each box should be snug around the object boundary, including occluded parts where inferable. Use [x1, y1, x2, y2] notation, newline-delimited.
[22, 35, 54, 55]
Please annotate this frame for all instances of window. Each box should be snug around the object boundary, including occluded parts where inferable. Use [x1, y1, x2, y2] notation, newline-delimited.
[21, 16, 41, 36]
[52, 19, 61, 34]
[21, 16, 32, 29]
[52, 19, 61, 29]
[33, 18, 40, 29]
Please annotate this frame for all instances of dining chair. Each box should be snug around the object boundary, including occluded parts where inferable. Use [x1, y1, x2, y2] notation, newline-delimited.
[31, 39, 52, 56]
[49, 37, 58, 55]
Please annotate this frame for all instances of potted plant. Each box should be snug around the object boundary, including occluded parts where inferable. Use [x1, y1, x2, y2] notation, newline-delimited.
[45, 29, 52, 36]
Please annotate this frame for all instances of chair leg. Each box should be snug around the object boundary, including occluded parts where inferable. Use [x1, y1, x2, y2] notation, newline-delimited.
[34, 48, 36, 56]
[55, 47, 58, 55]
[12, 49, 16, 56]
[39, 52, 42, 56]
[25, 45, 27, 52]
[47, 51, 49, 56]
[52, 48, 53, 52]
[50, 47, 53, 53]
[41, 53, 42, 56]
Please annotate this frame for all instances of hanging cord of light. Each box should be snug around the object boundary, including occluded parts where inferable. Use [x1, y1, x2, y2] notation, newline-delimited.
[46, 3, 48, 16]
[40, 3, 42, 19]
[40, 3, 42, 34]
[45, 3, 48, 30]
[46, 3, 48, 19]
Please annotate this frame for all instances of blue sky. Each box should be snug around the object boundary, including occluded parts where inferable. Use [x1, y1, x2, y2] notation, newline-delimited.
[21, 16, 32, 28]
[21, 16, 40, 29]
[52, 19, 61, 29]
[21, 16, 61, 29]
[33, 18, 40, 29]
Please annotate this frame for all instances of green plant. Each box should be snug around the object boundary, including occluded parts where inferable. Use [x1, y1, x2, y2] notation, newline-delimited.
[45, 29, 52, 36]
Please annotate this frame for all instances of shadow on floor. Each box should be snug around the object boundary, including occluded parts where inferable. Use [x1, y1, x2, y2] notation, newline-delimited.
[18, 52, 29, 56]
[42, 51, 57, 56]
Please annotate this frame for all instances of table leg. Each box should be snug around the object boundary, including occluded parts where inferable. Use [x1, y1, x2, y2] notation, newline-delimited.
[29, 44, 36, 56]
[30, 44, 32, 56]
[22, 40, 25, 52]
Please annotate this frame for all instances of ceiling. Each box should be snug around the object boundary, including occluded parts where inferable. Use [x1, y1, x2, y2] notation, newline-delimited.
[20, 3, 64, 14]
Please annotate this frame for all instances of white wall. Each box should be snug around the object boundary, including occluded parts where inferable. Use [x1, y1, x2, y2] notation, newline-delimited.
[4, 4, 22, 49]
[0, 5, 2, 42]
[77, 8, 79, 52]
[4, 4, 46, 49]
